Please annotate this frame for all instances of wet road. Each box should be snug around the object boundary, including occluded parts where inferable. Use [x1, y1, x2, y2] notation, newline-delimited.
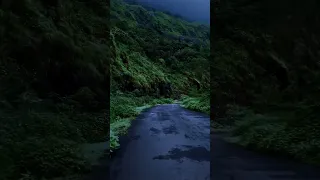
[89, 104, 320, 180]
[110, 104, 210, 180]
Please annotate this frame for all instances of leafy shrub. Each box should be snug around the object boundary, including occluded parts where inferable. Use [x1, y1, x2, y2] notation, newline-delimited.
[70, 87, 98, 110]
[110, 95, 138, 123]
[0, 97, 107, 179]
[110, 130, 120, 153]
[181, 94, 209, 114]
[228, 105, 320, 164]
[151, 98, 174, 105]
[0, 135, 89, 179]
[15, 137, 88, 179]
[110, 118, 132, 136]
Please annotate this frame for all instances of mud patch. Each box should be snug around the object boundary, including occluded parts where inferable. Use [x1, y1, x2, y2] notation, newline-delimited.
[153, 146, 210, 162]
[162, 125, 179, 135]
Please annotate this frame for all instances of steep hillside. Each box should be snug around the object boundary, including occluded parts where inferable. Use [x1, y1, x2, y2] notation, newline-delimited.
[110, 0, 209, 92]
[0, 0, 109, 179]
[109, 0, 210, 152]
[212, 0, 320, 164]
[0, 0, 210, 179]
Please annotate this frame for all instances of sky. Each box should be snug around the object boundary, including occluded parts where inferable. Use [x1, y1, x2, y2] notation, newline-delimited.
[127, 0, 210, 24]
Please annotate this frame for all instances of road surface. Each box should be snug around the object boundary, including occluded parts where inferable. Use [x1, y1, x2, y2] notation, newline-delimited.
[110, 104, 210, 180]
[88, 104, 320, 180]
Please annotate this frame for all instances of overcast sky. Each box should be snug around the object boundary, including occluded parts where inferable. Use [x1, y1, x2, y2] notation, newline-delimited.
[130, 0, 210, 24]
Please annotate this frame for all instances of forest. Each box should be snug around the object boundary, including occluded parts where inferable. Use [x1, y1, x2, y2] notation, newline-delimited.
[212, 0, 320, 165]
[1, 0, 319, 179]
[109, 0, 210, 152]
[0, 0, 209, 179]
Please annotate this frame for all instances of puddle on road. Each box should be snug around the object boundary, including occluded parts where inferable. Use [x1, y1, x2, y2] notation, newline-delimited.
[153, 145, 210, 163]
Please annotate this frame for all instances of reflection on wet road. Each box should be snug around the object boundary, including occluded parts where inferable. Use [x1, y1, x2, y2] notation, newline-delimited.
[110, 104, 210, 180]
[88, 104, 320, 180]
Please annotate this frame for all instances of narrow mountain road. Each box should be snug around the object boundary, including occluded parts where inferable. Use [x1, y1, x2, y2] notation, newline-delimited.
[110, 104, 210, 180]
[89, 104, 320, 180]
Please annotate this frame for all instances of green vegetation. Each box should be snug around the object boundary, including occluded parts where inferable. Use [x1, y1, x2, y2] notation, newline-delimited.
[0, 0, 209, 179]
[212, 0, 320, 164]
[109, 0, 209, 153]
[109, 93, 175, 153]
[181, 92, 210, 114]
[0, 0, 109, 179]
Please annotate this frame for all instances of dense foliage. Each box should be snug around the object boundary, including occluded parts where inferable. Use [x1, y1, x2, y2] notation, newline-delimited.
[0, 0, 209, 179]
[212, 0, 320, 164]
[109, 0, 210, 152]
[0, 0, 109, 179]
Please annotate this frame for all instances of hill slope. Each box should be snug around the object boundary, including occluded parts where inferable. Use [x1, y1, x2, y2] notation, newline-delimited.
[109, 0, 210, 152]
[0, 0, 209, 179]
[1, 0, 110, 179]
[212, 0, 320, 165]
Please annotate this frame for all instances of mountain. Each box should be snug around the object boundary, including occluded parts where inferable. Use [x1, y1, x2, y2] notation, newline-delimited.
[0, 0, 209, 179]
[212, 0, 320, 165]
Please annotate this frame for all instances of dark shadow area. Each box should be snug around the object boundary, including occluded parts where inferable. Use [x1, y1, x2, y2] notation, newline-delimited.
[211, 0, 320, 179]
[0, 0, 110, 179]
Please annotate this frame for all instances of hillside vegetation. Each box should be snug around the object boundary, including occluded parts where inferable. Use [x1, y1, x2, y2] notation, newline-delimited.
[0, 0, 209, 179]
[109, 0, 210, 152]
[0, 0, 110, 179]
[212, 0, 320, 164]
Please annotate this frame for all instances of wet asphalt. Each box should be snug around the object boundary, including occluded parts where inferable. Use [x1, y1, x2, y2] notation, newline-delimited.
[110, 104, 210, 180]
[89, 104, 320, 180]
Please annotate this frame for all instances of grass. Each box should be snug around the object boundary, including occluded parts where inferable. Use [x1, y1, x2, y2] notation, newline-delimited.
[221, 104, 320, 165]
[181, 91, 320, 166]
[181, 93, 210, 114]
[0, 92, 108, 180]
[109, 94, 174, 152]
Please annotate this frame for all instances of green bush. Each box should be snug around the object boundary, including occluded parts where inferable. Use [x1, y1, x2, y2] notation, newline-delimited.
[181, 94, 209, 114]
[227, 105, 320, 164]
[110, 129, 120, 153]
[0, 97, 107, 179]
[13, 137, 88, 179]
[151, 98, 174, 105]
[110, 95, 139, 123]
